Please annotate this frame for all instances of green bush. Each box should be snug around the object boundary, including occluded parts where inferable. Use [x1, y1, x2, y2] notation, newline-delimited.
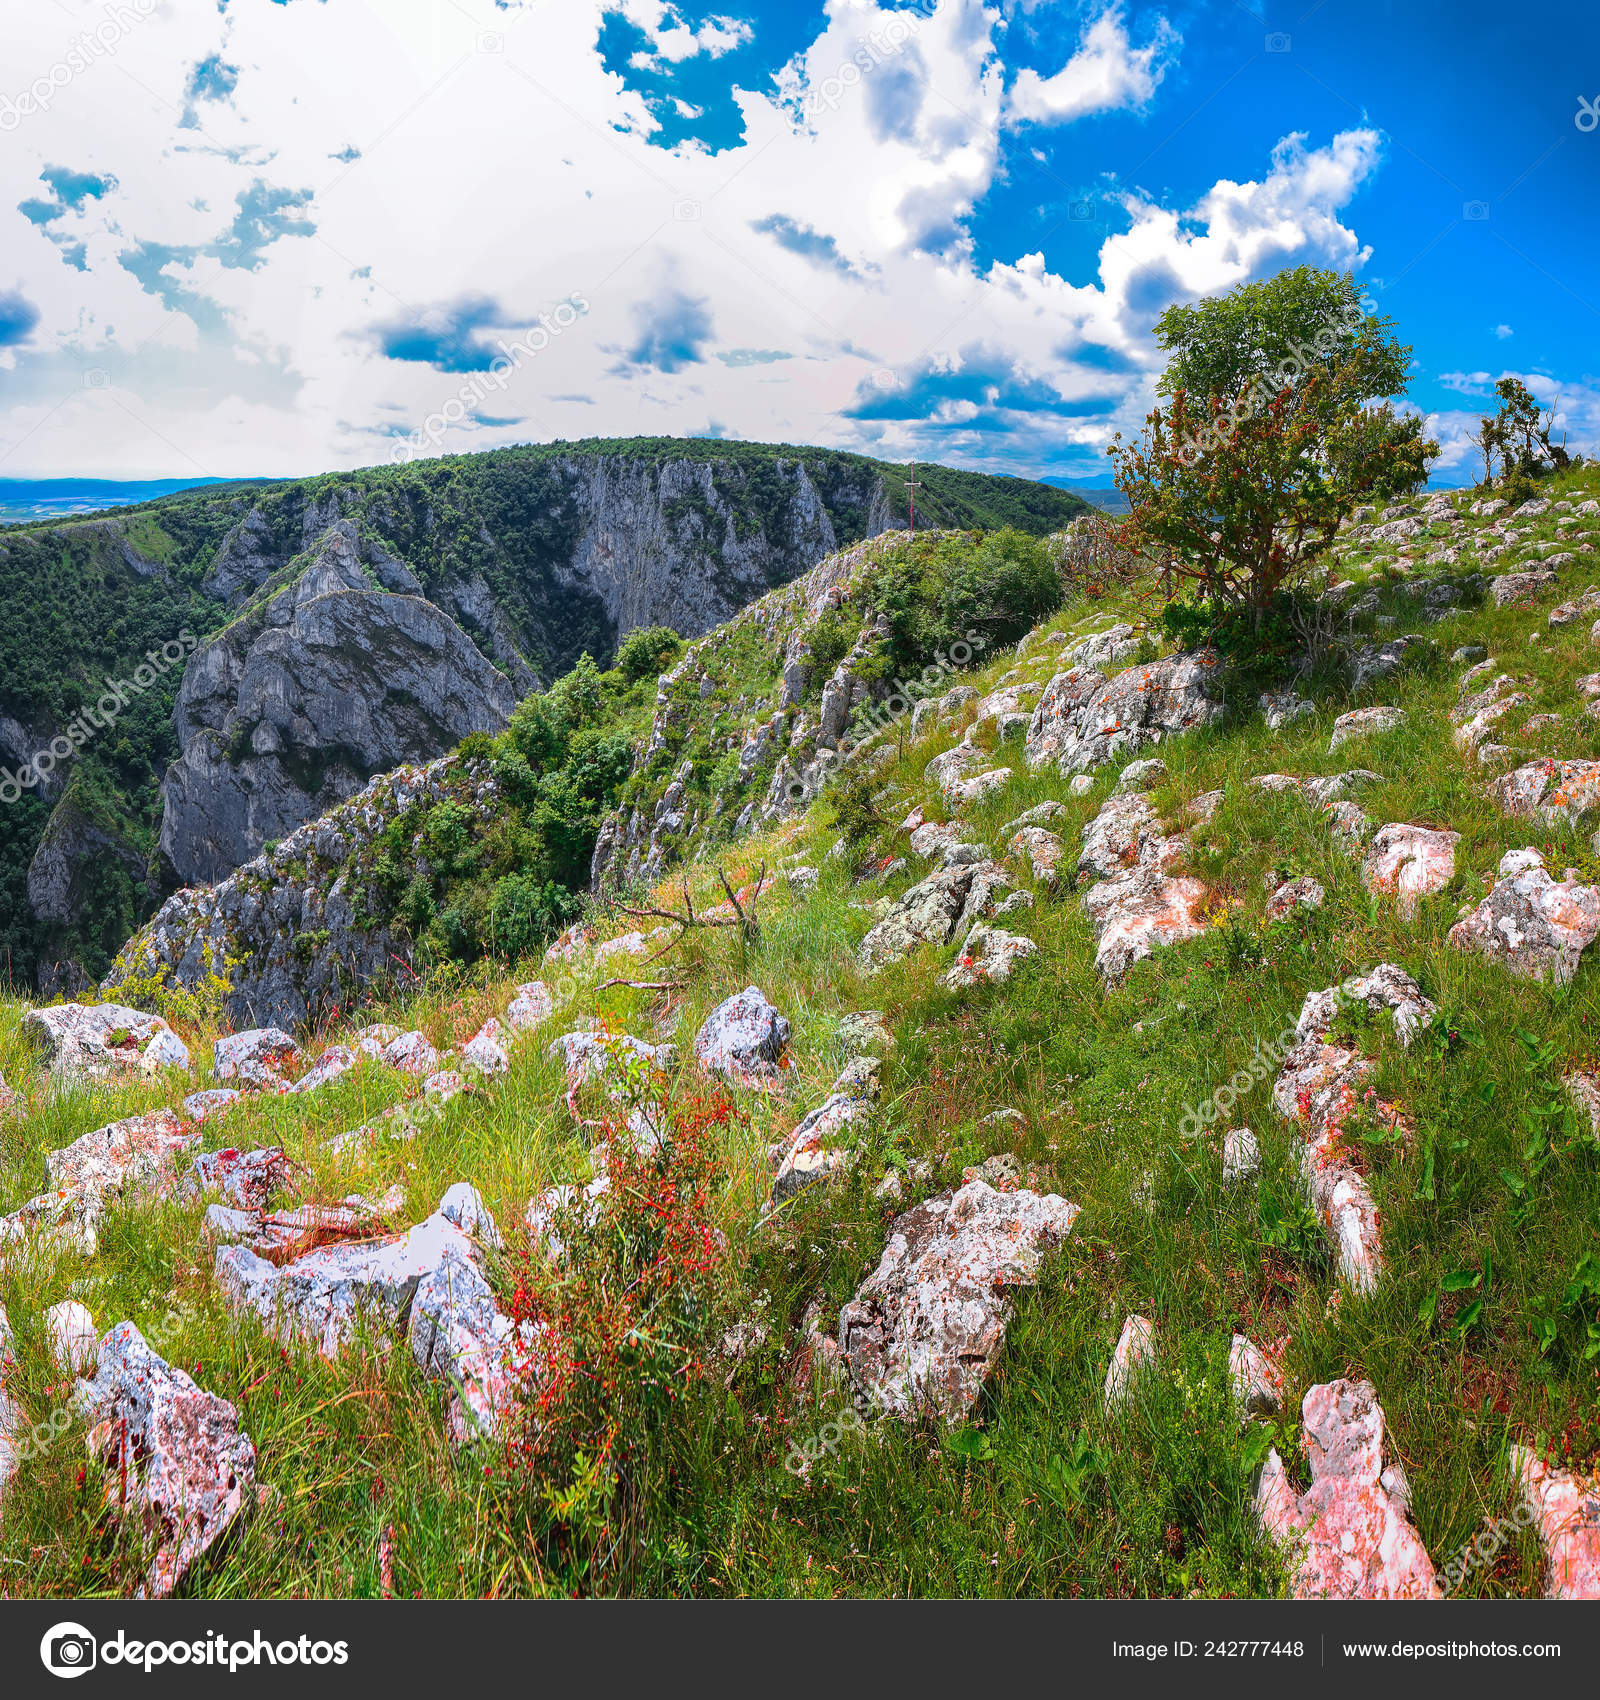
[614, 626, 684, 683]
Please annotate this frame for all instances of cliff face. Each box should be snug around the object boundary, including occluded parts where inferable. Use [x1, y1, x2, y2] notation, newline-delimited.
[158, 522, 521, 888]
[1, 440, 1082, 987]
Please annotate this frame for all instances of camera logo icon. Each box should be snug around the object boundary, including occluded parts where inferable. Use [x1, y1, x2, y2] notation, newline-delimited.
[476, 30, 504, 53]
[1265, 32, 1291, 52]
[1463, 200, 1490, 221]
[41, 1624, 97, 1678]
[673, 199, 701, 221]
[83, 368, 109, 390]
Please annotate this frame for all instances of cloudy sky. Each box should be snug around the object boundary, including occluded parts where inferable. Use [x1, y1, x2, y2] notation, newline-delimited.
[0, 0, 1595, 483]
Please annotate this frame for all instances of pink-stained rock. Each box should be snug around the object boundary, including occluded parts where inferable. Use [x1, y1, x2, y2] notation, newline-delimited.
[1361, 824, 1461, 919]
[75, 1322, 256, 1598]
[213, 1027, 302, 1087]
[695, 986, 790, 1083]
[1187, 789, 1225, 822]
[942, 925, 1037, 988]
[182, 1087, 243, 1124]
[351, 1023, 402, 1059]
[1510, 1445, 1600, 1598]
[503, 982, 553, 1033]
[1256, 1378, 1439, 1599]
[944, 766, 1012, 807]
[1265, 875, 1325, 921]
[1491, 758, 1600, 827]
[839, 1179, 1078, 1421]
[1323, 799, 1373, 851]
[382, 1029, 442, 1074]
[1329, 706, 1404, 752]
[290, 1043, 358, 1094]
[1248, 773, 1302, 793]
[1104, 1313, 1156, 1407]
[46, 1107, 193, 1205]
[543, 920, 594, 964]
[1007, 825, 1067, 884]
[1229, 1333, 1281, 1416]
[909, 818, 969, 861]
[1082, 854, 1210, 984]
[1449, 847, 1600, 984]
[461, 1017, 510, 1077]
[185, 1145, 289, 1211]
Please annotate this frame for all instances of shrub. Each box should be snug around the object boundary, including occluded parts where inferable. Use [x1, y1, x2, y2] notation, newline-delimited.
[504, 1068, 737, 1583]
[614, 626, 684, 683]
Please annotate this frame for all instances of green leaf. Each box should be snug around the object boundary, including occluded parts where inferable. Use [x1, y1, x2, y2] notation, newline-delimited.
[946, 1427, 994, 1461]
[1417, 1290, 1439, 1326]
[1440, 1268, 1482, 1293]
[1453, 1297, 1484, 1336]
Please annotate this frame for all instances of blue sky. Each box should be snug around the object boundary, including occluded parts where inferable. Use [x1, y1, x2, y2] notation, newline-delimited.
[0, 0, 1594, 481]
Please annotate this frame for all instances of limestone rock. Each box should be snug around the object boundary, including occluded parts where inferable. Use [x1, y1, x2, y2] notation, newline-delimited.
[1329, 706, 1404, 752]
[75, 1322, 256, 1598]
[1256, 1379, 1438, 1599]
[695, 986, 791, 1083]
[46, 1301, 99, 1374]
[20, 1002, 180, 1082]
[1025, 651, 1223, 776]
[214, 1027, 301, 1087]
[1449, 847, 1600, 983]
[942, 925, 1038, 988]
[1510, 1445, 1600, 1598]
[1104, 1314, 1155, 1407]
[1265, 875, 1324, 921]
[1361, 824, 1461, 919]
[504, 981, 554, 1033]
[1490, 568, 1556, 607]
[1228, 1333, 1281, 1415]
[1491, 758, 1600, 827]
[839, 1180, 1078, 1421]
[858, 862, 1012, 971]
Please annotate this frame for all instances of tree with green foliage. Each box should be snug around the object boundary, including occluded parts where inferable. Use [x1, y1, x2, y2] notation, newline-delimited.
[1111, 266, 1438, 626]
[1486, 376, 1570, 483]
[613, 626, 684, 683]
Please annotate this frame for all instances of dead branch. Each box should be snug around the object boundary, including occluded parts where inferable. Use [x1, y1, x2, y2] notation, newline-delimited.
[594, 977, 686, 994]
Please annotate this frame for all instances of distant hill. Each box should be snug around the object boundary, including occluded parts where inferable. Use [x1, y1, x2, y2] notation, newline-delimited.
[0, 438, 1086, 992]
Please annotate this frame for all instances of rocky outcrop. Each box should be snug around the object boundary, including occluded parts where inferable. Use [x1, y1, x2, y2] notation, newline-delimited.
[159, 523, 520, 887]
[838, 1179, 1078, 1421]
[1025, 650, 1223, 775]
[107, 752, 496, 1031]
[1256, 1378, 1439, 1599]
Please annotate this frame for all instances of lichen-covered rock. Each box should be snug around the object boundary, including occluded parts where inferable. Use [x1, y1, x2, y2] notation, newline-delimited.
[1491, 568, 1556, 607]
[461, 1018, 510, 1077]
[504, 982, 554, 1033]
[20, 1002, 180, 1081]
[1329, 706, 1404, 752]
[213, 1027, 301, 1087]
[185, 1145, 290, 1211]
[1104, 1314, 1155, 1407]
[858, 862, 1012, 971]
[1510, 1445, 1600, 1598]
[1492, 758, 1600, 827]
[216, 1187, 489, 1358]
[839, 1179, 1078, 1421]
[290, 1043, 358, 1094]
[1265, 875, 1324, 921]
[1080, 814, 1210, 984]
[1361, 824, 1460, 919]
[1449, 847, 1600, 983]
[183, 1087, 242, 1124]
[382, 1030, 441, 1074]
[1078, 791, 1160, 881]
[46, 1300, 99, 1374]
[1025, 651, 1223, 775]
[695, 986, 791, 1082]
[1261, 687, 1316, 730]
[1229, 1333, 1280, 1415]
[75, 1322, 256, 1597]
[1222, 1126, 1261, 1184]
[549, 1031, 677, 1111]
[1255, 1379, 1439, 1599]
[942, 925, 1037, 988]
[1295, 963, 1436, 1048]
[1007, 826, 1066, 884]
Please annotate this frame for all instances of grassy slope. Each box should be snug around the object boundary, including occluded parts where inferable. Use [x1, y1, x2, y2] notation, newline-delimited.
[3, 467, 1600, 1597]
